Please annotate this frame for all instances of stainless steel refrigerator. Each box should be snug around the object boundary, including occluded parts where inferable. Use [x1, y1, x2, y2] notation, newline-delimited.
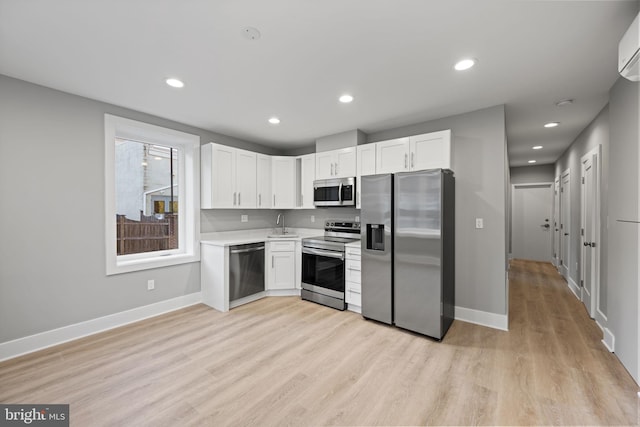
[361, 169, 455, 340]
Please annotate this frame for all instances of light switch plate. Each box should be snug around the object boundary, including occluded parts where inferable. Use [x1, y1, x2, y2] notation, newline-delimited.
[475, 218, 484, 229]
[241, 215, 248, 222]
[310, 215, 315, 223]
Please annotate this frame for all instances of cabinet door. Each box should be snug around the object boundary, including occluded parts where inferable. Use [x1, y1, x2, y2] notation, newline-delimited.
[356, 145, 377, 208]
[376, 138, 410, 174]
[235, 149, 257, 208]
[300, 154, 316, 209]
[409, 130, 452, 171]
[211, 143, 237, 208]
[256, 154, 272, 208]
[268, 251, 296, 290]
[315, 151, 335, 180]
[334, 147, 356, 178]
[272, 156, 297, 208]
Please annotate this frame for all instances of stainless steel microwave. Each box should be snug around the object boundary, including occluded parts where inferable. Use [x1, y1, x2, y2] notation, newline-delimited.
[313, 177, 356, 207]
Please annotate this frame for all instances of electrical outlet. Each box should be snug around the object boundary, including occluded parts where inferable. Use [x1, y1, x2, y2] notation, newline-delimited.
[310, 215, 315, 223]
[241, 214, 248, 222]
[355, 215, 360, 222]
[475, 218, 484, 229]
[147, 279, 155, 291]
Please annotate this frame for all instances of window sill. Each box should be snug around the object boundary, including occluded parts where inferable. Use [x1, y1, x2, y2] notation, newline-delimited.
[106, 252, 200, 276]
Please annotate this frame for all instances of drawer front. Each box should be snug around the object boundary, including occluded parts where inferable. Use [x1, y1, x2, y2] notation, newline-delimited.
[346, 283, 361, 307]
[269, 241, 295, 252]
[345, 259, 361, 283]
[345, 246, 361, 259]
[346, 280, 361, 294]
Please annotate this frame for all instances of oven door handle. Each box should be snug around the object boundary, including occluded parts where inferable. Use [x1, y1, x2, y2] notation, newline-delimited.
[302, 247, 345, 260]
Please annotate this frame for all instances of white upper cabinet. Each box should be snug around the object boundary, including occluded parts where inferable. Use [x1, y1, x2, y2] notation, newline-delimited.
[298, 153, 315, 209]
[374, 130, 452, 175]
[376, 137, 410, 174]
[201, 143, 257, 208]
[315, 147, 356, 179]
[409, 129, 452, 171]
[356, 144, 376, 209]
[272, 156, 297, 209]
[256, 154, 272, 209]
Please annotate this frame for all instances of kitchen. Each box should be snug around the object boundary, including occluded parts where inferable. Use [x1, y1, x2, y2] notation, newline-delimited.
[1, 1, 639, 425]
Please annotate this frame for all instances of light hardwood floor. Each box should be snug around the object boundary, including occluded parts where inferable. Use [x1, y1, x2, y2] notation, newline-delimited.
[1, 260, 638, 426]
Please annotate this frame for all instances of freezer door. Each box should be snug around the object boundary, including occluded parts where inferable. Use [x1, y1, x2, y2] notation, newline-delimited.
[360, 174, 393, 324]
[394, 170, 443, 338]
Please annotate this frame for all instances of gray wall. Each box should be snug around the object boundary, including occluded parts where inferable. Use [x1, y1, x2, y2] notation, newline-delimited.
[510, 164, 555, 184]
[284, 208, 360, 229]
[554, 105, 610, 317]
[606, 76, 639, 383]
[367, 105, 508, 316]
[0, 75, 280, 343]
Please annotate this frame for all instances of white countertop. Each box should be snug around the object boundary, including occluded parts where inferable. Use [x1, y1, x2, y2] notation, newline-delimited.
[200, 228, 323, 247]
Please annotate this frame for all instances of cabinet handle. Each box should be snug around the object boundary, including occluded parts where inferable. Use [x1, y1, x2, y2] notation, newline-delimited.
[273, 195, 276, 206]
[233, 192, 236, 205]
[272, 255, 274, 268]
[238, 192, 241, 206]
[404, 154, 408, 169]
[335, 162, 339, 175]
[331, 163, 334, 176]
[259, 194, 261, 206]
[411, 152, 414, 168]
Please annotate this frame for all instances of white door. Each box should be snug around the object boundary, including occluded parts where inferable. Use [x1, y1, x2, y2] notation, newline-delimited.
[256, 154, 272, 208]
[211, 144, 236, 208]
[334, 147, 356, 178]
[560, 170, 571, 278]
[512, 184, 553, 262]
[409, 130, 452, 171]
[235, 149, 257, 208]
[315, 151, 335, 180]
[376, 137, 410, 173]
[581, 148, 600, 318]
[272, 157, 296, 208]
[553, 177, 560, 268]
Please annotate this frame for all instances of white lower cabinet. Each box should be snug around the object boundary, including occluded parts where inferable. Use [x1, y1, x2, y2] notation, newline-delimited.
[267, 240, 296, 290]
[345, 244, 362, 310]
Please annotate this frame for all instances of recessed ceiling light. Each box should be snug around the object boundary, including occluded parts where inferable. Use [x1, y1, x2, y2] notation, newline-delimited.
[528, 160, 537, 164]
[555, 99, 574, 107]
[339, 94, 354, 103]
[166, 78, 184, 88]
[544, 122, 560, 128]
[268, 117, 280, 125]
[532, 145, 543, 150]
[454, 58, 477, 71]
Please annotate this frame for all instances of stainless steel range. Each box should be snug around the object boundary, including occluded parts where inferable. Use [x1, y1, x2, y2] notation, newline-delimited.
[301, 220, 361, 310]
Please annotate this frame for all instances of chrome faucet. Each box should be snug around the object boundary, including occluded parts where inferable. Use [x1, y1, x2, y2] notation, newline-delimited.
[276, 213, 285, 234]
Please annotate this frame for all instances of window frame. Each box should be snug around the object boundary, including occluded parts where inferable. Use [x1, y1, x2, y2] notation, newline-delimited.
[105, 114, 200, 275]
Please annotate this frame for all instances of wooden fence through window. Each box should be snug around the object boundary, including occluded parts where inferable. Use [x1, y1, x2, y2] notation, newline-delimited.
[116, 212, 178, 255]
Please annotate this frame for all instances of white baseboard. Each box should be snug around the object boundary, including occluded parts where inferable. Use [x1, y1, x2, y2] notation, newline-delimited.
[0, 292, 202, 362]
[602, 327, 615, 352]
[567, 277, 581, 300]
[455, 306, 508, 331]
[347, 304, 362, 314]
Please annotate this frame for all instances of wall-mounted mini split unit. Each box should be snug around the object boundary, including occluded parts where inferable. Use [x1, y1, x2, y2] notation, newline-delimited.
[619, 11, 640, 82]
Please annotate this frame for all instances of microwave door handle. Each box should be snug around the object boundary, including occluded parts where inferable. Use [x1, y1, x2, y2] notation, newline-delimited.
[338, 182, 343, 203]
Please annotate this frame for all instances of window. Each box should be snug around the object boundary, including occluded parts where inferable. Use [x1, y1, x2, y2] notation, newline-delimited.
[105, 114, 200, 275]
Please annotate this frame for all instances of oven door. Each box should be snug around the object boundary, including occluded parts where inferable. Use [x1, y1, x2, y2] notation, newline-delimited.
[301, 247, 345, 297]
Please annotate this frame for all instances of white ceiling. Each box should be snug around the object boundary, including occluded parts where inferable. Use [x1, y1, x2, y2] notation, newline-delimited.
[0, 0, 637, 166]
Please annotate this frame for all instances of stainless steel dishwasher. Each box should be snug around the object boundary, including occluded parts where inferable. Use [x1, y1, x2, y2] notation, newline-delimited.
[229, 242, 265, 302]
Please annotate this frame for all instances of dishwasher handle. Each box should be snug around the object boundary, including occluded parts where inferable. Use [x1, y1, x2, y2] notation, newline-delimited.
[230, 245, 265, 254]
